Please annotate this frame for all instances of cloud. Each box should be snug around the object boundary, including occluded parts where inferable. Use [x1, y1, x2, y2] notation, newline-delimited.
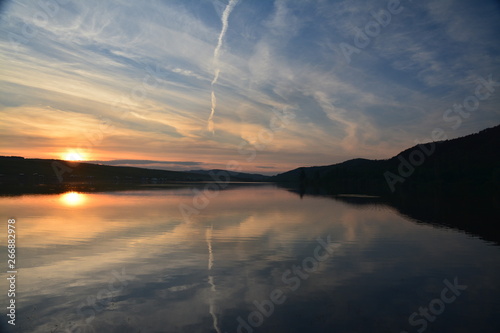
[89, 160, 203, 166]
[1, 0, 499, 172]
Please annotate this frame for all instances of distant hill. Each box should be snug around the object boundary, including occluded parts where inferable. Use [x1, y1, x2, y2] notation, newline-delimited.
[0, 157, 208, 183]
[0, 157, 268, 193]
[272, 124, 500, 199]
[189, 169, 270, 182]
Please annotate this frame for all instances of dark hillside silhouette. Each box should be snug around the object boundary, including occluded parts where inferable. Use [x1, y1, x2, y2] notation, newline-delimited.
[272, 124, 500, 200]
[0, 157, 268, 194]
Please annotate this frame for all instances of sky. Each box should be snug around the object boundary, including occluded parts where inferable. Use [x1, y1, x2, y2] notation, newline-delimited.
[1, 0, 499, 174]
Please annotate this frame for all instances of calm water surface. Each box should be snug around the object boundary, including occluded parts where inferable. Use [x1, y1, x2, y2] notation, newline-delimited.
[1, 185, 499, 333]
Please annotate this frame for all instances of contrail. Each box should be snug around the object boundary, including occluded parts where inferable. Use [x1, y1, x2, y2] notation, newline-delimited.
[206, 225, 221, 333]
[208, 0, 239, 133]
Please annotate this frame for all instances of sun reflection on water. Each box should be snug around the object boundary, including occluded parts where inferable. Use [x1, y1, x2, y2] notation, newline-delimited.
[60, 191, 87, 206]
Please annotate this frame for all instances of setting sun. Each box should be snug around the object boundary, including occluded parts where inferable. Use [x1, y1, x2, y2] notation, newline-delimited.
[62, 151, 85, 161]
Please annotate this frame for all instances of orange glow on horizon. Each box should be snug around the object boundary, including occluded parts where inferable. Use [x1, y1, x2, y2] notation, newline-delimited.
[61, 150, 86, 161]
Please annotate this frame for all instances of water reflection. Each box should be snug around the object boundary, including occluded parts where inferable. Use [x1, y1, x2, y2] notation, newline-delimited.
[0, 186, 499, 333]
[60, 191, 87, 206]
[206, 225, 221, 333]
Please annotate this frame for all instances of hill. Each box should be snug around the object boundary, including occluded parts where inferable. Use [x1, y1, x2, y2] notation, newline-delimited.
[189, 169, 270, 182]
[272, 124, 500, 199]
[0, 157, 268, 193]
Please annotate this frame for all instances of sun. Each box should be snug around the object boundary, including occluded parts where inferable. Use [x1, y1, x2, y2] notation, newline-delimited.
[62, 151, 85, 161]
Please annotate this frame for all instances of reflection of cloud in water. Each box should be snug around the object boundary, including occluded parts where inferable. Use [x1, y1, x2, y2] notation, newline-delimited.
[167, 283, 199, 293]
[207, 226, 215, 271]
[2, 186, 500, 332]
[206, 225, 221, 333]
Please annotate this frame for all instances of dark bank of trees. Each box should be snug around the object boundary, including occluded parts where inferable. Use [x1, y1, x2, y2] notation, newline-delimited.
[0, 157, 216, 195]
[0, 157, 271, 195]
[272, 124, 500, 201]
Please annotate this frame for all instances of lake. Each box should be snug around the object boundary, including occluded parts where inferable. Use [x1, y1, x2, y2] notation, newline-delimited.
[1, 185, 499, 333]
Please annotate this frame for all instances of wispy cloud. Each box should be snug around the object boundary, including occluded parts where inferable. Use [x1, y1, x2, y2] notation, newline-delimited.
[89, 159, 202, 166]
[1, 0, 499, 172]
